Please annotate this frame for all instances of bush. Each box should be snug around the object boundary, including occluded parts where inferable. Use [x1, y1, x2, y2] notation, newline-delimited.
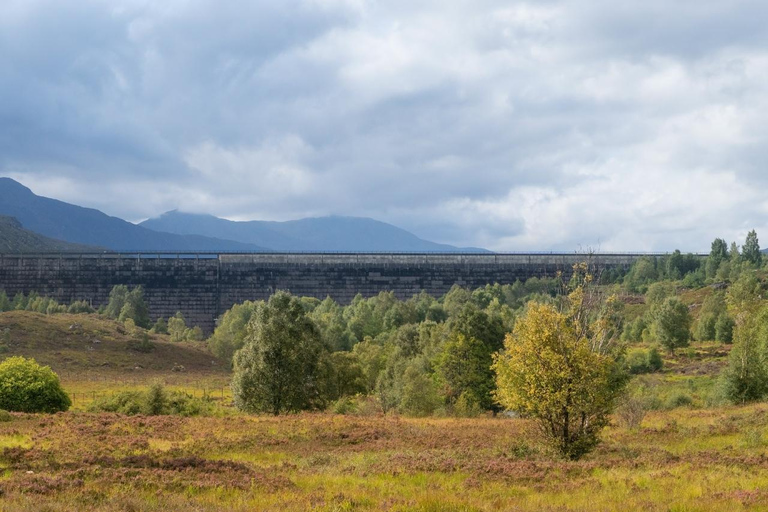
[666, 392, 693, 409]
[88, 383, 214, 417]
[454, 390, 483, 417]
[0, 409, 12, 422]
[624, 348, 663, 375]
[151, 317, 168, 335]
[330, 396, 359, 415]
[0, 357, 71, 413]
[616, 396, 647, 430]
[127, 332, 155, 353]
[0, 328, 10, 353]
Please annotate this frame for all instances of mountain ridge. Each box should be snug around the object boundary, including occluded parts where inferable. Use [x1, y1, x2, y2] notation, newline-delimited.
[0, 178, 269, 252]
[0, 215, 102, 253]
[0, 177, 488, 253]
[140, 210, 488, 253]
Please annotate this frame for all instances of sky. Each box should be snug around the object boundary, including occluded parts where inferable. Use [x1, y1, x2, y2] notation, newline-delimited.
[1, 0, 767, 252]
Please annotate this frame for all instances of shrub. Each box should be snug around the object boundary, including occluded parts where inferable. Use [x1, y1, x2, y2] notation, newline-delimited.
[0, 409, 12, 422]
[0, 328, 10, 353]
[666, 392, 693, 409]
[616, 396, 647, 430]
[127, 332, 155, 353]
[67, 300, 94, 314]
[647, 347, 663, 372]
[454, 390, 483, 418]
[88, 383, 214, 417]
[625, 349, 651, 374]
[626, 347, 664, 374]
[151, 317, 169, 335]
[330, 396, 359, 415]
[0, 357, 71, 413]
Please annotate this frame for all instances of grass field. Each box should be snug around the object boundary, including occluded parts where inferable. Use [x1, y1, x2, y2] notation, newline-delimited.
[3, 405, 768, 511]
[3, 312, 768, 510]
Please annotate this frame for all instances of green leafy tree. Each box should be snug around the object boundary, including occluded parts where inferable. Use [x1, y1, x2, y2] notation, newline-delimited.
[442, 285, 473, 317]
[310, 297, 355, 351]
[321, 351, 367, 403]
[151, 317, 169, 334]
[720, 275, 768, 403]
[706, 238, 729, 279]
[400, 357, 441, 417]
[653, 297, 691, 352]
[232, 291, 326, 415]
[208, 301, 260, 364]
[168, 312, 201, 342]
[436, 333, 495, 411]
[0, 357, 71, 413]
[447, 304, 506, 352]
[106, 285, 150, 328]
[743, 230, 762, 266]
[715, 314, 735, 343]
[0, 291, 11, 312]
[645, 281, 675, 308]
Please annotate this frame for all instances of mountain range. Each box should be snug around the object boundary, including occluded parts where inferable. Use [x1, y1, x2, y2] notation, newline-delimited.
[140, 211, 482, 253]
[0, 178, 485, 253]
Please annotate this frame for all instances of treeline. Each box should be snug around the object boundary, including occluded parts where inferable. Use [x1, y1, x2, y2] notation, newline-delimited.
[212, 277, 561, 417]
[613, 230, 763, 292]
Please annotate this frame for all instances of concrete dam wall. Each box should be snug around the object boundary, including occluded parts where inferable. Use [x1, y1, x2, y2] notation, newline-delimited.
[0, 253, 646, 333]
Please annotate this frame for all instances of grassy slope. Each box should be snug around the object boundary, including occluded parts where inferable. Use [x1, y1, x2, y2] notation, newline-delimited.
[0, 215, 100, 253]
[0, 311, 228, 379]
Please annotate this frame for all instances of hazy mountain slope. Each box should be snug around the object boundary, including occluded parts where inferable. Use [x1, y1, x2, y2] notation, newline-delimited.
[141, 211, 487, 252]
[0, 216, 101, 253]
[0, 178, 268, 252]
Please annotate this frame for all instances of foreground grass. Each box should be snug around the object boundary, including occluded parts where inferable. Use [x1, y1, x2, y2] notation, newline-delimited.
[2, 405, 768, 511]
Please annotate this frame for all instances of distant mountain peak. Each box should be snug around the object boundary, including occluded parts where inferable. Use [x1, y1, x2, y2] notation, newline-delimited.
[141, 210, 488, 253]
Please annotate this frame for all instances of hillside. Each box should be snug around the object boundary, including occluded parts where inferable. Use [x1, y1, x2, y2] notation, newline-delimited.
[0, 178, 269, 252]
[0, 216, 100, 253]
[0, 311, 227, 376]
[141, 210, 489, 252]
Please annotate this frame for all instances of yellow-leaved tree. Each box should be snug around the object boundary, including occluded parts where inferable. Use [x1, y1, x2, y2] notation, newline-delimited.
[493, 264, 627, 460]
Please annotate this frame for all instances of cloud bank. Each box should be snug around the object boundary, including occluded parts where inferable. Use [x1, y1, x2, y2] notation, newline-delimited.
[2, 0, 767, 251]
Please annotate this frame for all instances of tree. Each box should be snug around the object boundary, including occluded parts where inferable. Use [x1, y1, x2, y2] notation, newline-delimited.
[168, 312, 187, 342]
[310, 297, 355, 351]
[0, 357, 71, 413]
[493, 301, 626, 460]
[447, 304, 506, 352]
[400, 357, 441, 417]
[743, 230, 762, 266]
[436, 333, 495, 411]
[105, 285, 150, 328]
[321, 351, 367, 403]
[653, 297, 691, 352]
[645, 281, 675, 308]
[707, 238, 729, 279]
[0, 291, 11, 312]
[232, 291, 326, 415]
[208, 301, 259, 364]
[721, 275, 768, 403]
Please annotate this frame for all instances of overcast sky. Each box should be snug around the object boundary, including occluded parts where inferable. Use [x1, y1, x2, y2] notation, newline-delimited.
[2, 0, 767, 252]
